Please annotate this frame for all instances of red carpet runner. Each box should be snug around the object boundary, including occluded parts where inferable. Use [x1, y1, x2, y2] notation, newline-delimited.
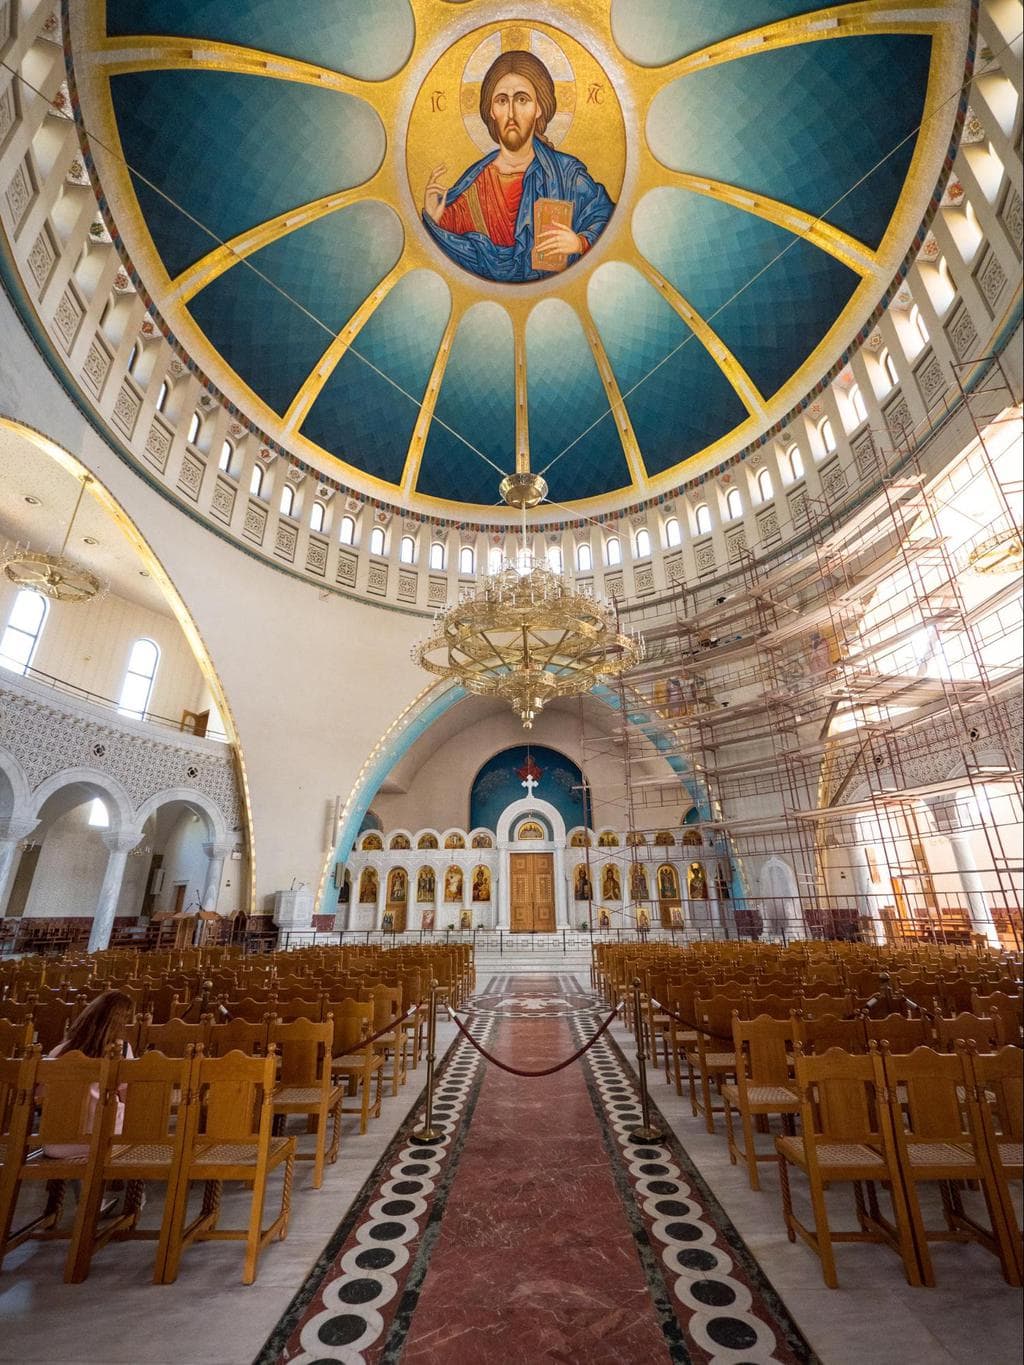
[258, 974, 815, 1365]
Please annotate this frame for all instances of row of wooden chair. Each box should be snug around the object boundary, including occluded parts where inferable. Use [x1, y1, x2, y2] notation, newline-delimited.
[0, 1044, 295, 1286]
[775, 1042, 1022, 1289]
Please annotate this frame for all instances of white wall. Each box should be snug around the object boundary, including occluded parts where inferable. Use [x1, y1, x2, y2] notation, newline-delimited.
[0, 286, 438, 909]
[0, 577, 207, 722]
[24, 799, 148, 918]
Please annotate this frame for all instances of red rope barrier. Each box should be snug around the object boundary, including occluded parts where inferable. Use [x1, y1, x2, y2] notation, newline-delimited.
[332, 1002, 421, 1057]
[448, 1004, 622, 1077]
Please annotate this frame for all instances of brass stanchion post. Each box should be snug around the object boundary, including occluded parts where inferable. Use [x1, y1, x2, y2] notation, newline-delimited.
[412, 981, 443, 1143]
[628, 977, 664, 1144]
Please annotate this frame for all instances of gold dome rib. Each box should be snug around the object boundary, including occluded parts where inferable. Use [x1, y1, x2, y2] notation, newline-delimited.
[513, 315, 530, 475]
[542, 284, 648, 489]
[169, 172, 392, 304]
[645, 169, 882, 279]
[282, 259, 414, 432]
[644, 0, 951, 89]
[93, 34, 407, 99]
[400, 302, 462, 497]
[632, 256, 767, 419]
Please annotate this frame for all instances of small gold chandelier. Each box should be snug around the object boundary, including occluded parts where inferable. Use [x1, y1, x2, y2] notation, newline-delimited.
[413, 473, 644, 728]
[2, 474, 103, 604]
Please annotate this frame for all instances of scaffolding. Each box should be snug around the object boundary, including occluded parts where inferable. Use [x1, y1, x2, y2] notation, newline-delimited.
[577, 359, 1023, 951]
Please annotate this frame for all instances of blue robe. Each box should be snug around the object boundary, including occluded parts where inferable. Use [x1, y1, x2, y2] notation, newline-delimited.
[422, 139, 615, 283]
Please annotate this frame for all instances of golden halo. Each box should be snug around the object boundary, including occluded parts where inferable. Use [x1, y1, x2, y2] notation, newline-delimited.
[460, 26, 577, 153]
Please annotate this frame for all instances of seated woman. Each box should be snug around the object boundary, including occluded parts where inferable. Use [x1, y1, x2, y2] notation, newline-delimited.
[42, 990, 133, 1160]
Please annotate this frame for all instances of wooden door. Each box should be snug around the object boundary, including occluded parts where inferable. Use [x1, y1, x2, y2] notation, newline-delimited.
[509, 853, 556, 932]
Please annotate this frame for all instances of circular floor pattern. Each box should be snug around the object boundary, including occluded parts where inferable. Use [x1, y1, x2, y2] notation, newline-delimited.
[289, 1015, 494, 1365]
[462, 990, 605, 1020]
[577, 1021, 792, 1365]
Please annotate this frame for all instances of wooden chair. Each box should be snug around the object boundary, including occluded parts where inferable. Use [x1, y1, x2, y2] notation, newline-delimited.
[270, 998, 322, 1024]
[269, 1018, 343, 1188]
[799, 992, 855, 1019]
[0, 1048, 111, 1271]
[397, 970, 425, 1069]
[972, 991, 1023, 1046]
[65, 1047, 194, 1283]
[964, 1043, 1023, 1283]
[30, 1000, 79, 1053]
[663, 982, 699, 1096]
[161, 1048, 295, 1285]
[206, 1018, 270, 1057]
[882, 1044, 1020, 1287]
[0, 1049, 42, 1263]
[865, 1013, 931, 1053]
[722, 1014, 799, 1190]
[329, 999, 385, 1134]
[775, 1045, 921, 1289]
[359, 985, 407, 1098]
[0, 1018, 33, 1057]
[933, 1013, 1001, 1052]
[792, 1013, 868, 1055]
[685, 995, 741, 1133]
[142, 1017, 212, 1057]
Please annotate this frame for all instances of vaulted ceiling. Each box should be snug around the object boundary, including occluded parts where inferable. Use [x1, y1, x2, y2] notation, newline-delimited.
[70, 1, 970, 513]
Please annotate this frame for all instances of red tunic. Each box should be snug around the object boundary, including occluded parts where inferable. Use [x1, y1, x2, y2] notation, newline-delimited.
[439, 164, 524, 245]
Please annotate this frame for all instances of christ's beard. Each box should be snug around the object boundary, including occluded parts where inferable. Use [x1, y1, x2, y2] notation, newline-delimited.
[498, 118, 534, 152]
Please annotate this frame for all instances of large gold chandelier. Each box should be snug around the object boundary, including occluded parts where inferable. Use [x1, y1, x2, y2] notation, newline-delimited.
[413, 474, 644, 728]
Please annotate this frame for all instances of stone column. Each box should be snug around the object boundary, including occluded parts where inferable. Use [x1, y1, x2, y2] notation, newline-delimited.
[0, 818, 39, 918]
[202, 841, 231, 912]
[930, 798, 999, 947]
[89, 830, 143, 952]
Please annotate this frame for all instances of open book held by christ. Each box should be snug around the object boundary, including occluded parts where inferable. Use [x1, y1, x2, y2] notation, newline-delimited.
[531, 197, 574, 273]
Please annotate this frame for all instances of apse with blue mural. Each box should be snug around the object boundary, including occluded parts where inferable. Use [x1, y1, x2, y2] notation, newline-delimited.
[470, 746, 589, 833]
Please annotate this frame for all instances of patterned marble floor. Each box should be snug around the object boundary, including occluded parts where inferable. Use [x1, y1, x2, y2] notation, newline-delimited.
[257, 974, 814, 1364]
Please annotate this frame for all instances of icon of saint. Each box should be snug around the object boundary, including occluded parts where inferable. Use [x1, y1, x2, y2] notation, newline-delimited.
[422, 50, 614, 283]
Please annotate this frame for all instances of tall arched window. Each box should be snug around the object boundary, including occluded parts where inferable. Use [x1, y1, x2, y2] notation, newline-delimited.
[634, 527, 652, 559]
[155, 380, 169, 413]
[757, 467, 773, 502]
[786, 445, 804, 481]
[819, 416, 836, 453]
[459, 545, 475, 575]
[187, 411, 201, 444]
[370, 526, 386, 557]
[280, 484, 295, 517]
[118, 638, 159, 719]
[87, 797, 109, 828]
[605, 536, 621, 566]
[218, 439, 233, 472]
[0, 589, 48, 675]
[429, 542, 445, 571]
[576, 542, 593, 573]
[310, 501, 326, 533]
[665, 517, 681, 548]
[399, 535, 416, 565]
[910, 304, 929, 348]
[339, 514, 356, 546]
[725, 488, 743, 520]
[487, 545, 503, 574]
[849, 384, 868, 424]
[547, 543, 563, 573]
[880, 348, 899, 391]
[249, 464, 265, 498]
[694, 504, 711, 536]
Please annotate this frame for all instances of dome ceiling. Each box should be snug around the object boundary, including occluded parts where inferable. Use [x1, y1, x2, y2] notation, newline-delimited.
[70, 1, 970, 514]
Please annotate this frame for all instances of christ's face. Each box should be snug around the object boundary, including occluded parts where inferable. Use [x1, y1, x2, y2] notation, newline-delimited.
[489, 71, 539, 151]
